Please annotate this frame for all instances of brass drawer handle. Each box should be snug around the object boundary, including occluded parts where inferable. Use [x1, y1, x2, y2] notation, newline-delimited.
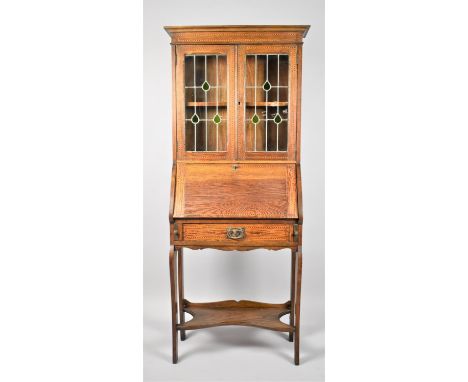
[226, 227, 245, 240]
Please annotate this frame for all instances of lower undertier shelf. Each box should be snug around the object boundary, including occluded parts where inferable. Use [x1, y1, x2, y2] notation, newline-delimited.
[177, 299, 294, 332]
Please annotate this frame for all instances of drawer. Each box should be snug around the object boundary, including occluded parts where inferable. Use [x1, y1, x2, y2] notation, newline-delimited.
[177, 223, 295, 246]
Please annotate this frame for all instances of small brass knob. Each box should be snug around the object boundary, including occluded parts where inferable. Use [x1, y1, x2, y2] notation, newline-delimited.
[232, 164, 239, 171]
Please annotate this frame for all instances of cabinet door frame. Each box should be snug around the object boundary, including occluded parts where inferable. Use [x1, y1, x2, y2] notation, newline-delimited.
[237, 45, 298, 161]
[176, 45, 236, 161]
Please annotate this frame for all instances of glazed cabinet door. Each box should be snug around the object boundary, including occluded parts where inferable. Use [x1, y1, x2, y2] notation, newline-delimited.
[176, 45, 236, 160]
[237, 45, 298, 161]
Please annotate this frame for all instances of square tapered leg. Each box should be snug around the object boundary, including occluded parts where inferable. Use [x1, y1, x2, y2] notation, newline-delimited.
[177, 248, 186, 340]
[294, 246, 303, 365]
[169, 246, 178, 363]
[289, 249, 296, 342]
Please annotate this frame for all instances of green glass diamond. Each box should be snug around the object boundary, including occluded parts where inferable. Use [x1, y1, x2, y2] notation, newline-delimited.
[251, 113, 260, 124]
[213, 114, 221, 124]
[274, 113, 282, 124]
[202, 81, 210, 92]
[191, 113, 200, 124]
[263, 80, 271, 91]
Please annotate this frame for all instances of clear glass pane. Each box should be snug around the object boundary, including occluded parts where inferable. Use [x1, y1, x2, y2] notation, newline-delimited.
[245, 121, 255, 152]
[279, 55, 289, 86]
[278, 121, 288, 151]
[256, 56, 266, 87]
[217, 119, 227, 151]
[206, 121, 217, 151]
[267, 121, 277, 151]
[195, 56, 204, 87]
[196, 121, 207, 151]
[268, 55, 278, 87]
[185, 121, 195, 151]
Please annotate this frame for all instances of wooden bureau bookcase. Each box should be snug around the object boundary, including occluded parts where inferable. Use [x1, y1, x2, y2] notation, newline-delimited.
[165, 25, 309, 365]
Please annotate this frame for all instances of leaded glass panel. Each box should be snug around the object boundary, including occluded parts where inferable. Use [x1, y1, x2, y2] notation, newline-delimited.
[245, 54, 289, 152]
[184, 54, 227, 152]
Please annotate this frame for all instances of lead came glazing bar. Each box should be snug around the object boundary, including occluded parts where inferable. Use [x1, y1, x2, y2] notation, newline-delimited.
[265, 54, 268, 151]
[216, 55, 219, 151]
[277, 54, 280, 151]
[205, 55, 208, 151]
[194, 55, 197, 151]
[254, 55, 257, 152]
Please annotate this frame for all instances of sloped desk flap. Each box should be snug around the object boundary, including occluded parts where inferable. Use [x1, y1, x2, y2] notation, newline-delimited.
[174, 163, 298, 219]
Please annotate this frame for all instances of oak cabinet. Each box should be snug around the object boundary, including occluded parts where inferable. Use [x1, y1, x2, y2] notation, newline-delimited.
[165, 25, 309, 365]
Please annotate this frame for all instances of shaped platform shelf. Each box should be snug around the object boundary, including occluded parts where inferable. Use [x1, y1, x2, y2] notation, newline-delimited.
[178, 299, 294, 332]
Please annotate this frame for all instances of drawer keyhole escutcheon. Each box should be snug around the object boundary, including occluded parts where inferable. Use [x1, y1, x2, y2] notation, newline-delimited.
[226, 227, 245, 240]
[232, 164, 239, 171]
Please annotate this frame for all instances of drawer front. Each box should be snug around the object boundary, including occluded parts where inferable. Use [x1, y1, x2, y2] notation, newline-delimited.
[179, 223, 293, 246]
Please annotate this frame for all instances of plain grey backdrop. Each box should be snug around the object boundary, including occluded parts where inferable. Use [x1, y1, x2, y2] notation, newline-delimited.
[143, 0, 324, 380]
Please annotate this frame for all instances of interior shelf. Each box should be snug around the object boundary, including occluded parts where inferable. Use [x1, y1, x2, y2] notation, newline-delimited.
[178, 299, 293, 332]
[186, 101, 288, 107]
[187, 101, 228, 107]
[187, 101, 288, 107]
[245, 101, 288, 107]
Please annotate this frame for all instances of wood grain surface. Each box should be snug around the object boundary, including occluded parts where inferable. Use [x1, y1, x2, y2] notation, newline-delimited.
[173, 162, 298, 218]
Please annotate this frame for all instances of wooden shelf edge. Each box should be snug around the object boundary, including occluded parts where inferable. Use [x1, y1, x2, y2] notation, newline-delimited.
[177, 299, 294, 332]
[186, 102, 288, 107]
[186, 101, 228, 107]
[245, 102, 288, 107]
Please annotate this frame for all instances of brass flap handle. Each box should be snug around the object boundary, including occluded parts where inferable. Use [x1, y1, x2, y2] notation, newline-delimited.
[226, 227, 245, 240]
